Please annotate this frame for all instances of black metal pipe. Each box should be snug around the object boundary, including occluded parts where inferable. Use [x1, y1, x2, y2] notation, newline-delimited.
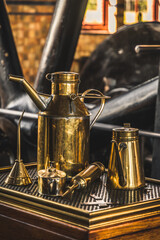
[0, 108, 38, 120]
[34, 0, 88, 93]
[90, 76, 158, 128]
[0, 108, 160, 139]
[93, 122, 160, 139]
[135, 45, 160, 179]
[0, 0, 23, 107]
[135, 45, 160, 54]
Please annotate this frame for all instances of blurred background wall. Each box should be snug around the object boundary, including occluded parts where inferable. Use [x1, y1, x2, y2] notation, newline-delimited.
[6, 0, 160, 83]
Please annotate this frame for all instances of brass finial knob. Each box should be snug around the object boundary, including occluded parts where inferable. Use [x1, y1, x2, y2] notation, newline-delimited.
[123, 123, 131, 128]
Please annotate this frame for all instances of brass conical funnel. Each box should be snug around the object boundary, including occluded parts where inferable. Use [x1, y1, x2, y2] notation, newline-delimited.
[5, 111, 32, 186]
[5, 159, 32, 185]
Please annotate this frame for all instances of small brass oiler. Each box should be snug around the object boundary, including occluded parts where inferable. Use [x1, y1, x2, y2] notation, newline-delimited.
[62, 162, 105, 199]
[5, 111, 32, 185]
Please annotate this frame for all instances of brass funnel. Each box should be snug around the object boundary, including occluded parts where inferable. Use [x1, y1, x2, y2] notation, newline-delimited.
[5, 111, 32, 185]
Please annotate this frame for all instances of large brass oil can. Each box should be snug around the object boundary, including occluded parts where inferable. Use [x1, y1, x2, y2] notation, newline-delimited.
[9, 72, 107, 177]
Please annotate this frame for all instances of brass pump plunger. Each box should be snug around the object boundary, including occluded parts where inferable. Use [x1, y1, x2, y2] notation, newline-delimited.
[5, 111, 32, 185]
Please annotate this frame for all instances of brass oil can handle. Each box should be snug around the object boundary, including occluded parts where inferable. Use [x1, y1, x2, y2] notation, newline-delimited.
[80, 89, 109, 129]
[111, 140, 126, 187]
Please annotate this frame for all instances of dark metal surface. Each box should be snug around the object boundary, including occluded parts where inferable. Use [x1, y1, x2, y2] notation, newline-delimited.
[152, 58, 160, 179]
[135, 45, 160, 54]
[0, 0, 23, 108]
[94, 122, 160, 139]
[91, 77, 158, 129]
[34, 0, 88, 93]
[0, 166, 160, 211]
[80, 22, 160, 93]
[0, 108, 38, 120]
[135, 45, 160, 180]
[0, 0, 24, 166]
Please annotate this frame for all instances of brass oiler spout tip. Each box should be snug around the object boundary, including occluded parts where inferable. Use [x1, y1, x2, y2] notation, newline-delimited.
[62, 183, 79, 200]
[9, 74, 24, 83]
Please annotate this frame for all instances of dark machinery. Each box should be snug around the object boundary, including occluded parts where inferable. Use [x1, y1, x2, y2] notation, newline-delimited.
[79, 22, 160, 93]
[0, 0, 24, 166]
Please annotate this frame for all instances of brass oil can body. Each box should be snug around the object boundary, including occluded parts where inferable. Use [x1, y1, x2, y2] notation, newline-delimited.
[108, 124, 145, 189]
[38, 98, 90, 177]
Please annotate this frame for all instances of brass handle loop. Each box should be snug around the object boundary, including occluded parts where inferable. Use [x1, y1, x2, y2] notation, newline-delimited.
[81, 89, 107, 129]
[111, 140, 126, 187]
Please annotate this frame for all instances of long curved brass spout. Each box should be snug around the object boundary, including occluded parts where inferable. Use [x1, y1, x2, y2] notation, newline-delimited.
[9, 75, 52, 111]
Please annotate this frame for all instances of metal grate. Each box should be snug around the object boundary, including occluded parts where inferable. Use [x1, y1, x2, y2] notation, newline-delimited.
[0, 166, 160, 212]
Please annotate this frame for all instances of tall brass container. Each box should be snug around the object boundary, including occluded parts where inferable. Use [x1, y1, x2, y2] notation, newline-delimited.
[108, 124, 145, 189]
[9, 72, 106, 178]
[38, 72, 90, 177]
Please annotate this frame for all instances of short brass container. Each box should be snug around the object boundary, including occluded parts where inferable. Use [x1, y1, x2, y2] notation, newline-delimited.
[108, 123, 145, 189]
[38, 167, 66, 196]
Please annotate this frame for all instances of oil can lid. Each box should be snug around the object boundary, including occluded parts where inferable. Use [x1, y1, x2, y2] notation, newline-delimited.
[46, 71, 80, 82]
[38, 167, 66, 179]
[112, 123, 139, 140]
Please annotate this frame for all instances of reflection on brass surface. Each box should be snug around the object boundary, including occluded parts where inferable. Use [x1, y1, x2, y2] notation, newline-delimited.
[5, 111, 32, 186]
[9, 72, 107, 177]
[38, 167, 66, 196]
[62, 162, 105, 199]
[37, 115, 90, 177]
[108, 123, 145, 189]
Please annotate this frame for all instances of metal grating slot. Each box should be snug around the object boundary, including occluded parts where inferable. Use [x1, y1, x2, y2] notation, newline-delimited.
[0, 166, 160, 212]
